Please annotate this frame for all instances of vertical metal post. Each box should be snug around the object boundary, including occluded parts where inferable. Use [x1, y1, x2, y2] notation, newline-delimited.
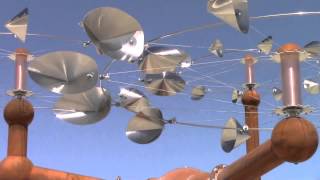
[244, 54, 255, 84]
[15, 48, 28, 90]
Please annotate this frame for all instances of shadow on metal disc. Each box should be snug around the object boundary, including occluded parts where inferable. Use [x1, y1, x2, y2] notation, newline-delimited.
[54, 87, 111, 125]
[83, 7, 144, 62]
[272, 87, 282, 101]
[144, 72, 186, 96]
[208, 0, 249, 33]
[139, 46, 191, 74]
[28, 51, 98, 94]
[5, 8, 28, 43]
[221, 117, 250, 153]
[258, 36, 273, 55]
[119, 87, 150, 113]
[303, 79, 320, 95]
[126, 108, 165, 144]
[191, 86, 206, 100]
[231, 89, 242, 103]
[304, 41, 320, 58]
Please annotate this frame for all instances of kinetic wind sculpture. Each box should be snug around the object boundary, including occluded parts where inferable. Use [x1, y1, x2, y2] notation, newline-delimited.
[0, 0, 320, 179]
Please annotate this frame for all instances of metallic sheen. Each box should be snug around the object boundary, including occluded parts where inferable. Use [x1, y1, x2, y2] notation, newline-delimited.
[5, 8, 28, 43]
[191, 85, 206, 100]
[118, 87, 150, 113]
[28, 51, 98, 94]
[83, 7, 144, 62]
[54, 87, 111, 125]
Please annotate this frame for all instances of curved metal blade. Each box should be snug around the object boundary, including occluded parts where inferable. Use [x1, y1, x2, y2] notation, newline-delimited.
[304, 41, 320, 58]
[54, 87, 112, 125]
[144, 72, 186, 96]
[221, 117, 249, 153]
[272, 87, 282, 101]
[5, 8, 28, 43]
[126, 108, 165, 144]
[119, 87, 150, 113]
[208, 0, 249, 33]
[209, 39, 224, 57]
[303, 79, 320, 95]
[257, 36, 273, 55]
[191, 86, 206, 100]
[28, 51, 98, 94]
[83, 7, 144, 62]
[139, 46, 191, 74]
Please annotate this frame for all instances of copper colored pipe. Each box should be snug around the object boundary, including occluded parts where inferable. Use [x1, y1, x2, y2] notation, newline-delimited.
[15, 48, 28, 90]
[244, 54, 255, 84]
[7, 125, 28, 156]
[30, 166, 102, 180]
[217, 141, 283, 180]
[278, 44, 302, 106]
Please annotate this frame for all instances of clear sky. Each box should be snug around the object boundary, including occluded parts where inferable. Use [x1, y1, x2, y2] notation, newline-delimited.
[0, 0, 320, 180]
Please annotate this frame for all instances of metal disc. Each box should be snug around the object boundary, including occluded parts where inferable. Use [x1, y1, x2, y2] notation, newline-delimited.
[144, 72, 186, 96]
[209, 39, 224, 57]
[5, 8, 28, 43]
[304, 41, 320, 58]
[191, 86, 206, 100]
[208, 0, 249, 33]
[303, 79, 320, 95]
[83, 7, 144, 62]
[139, 46, 191, 74]
[231, 89, 242, 103]
[53, 87, 111, 125]
[28, 51, 98, 94]
[221, 117, 250, 153]
[272, 87, 282, 101]
[257, 36, 273, 55]
[119, 87, 150, 113]
[126, 108, 165, 144]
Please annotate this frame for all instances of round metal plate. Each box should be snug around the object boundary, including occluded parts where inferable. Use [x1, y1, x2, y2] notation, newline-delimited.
[83, 7, 144, 62]
[208, 0, 249, 33]
[144, 72, 186, 96]
[119, 87, 150, 113]
[304, 41, 320, 57]
[126, 108, 164, 144]
[258, 36, 273, 55]
[28, 51, 98, 94]
[191, 85, 206, 100]
[139, 46, 191, 74]
[53, 87, 111, 125]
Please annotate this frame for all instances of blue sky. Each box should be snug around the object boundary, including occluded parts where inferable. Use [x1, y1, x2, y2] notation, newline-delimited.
[0, 0, 320, 179]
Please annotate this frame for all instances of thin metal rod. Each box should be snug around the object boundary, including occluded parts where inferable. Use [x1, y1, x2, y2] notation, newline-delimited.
[15, 48, 28, 90]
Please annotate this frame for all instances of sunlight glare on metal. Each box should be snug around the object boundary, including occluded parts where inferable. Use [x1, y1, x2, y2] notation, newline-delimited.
[207, 0, 249, 33]
[209, 39, 224, 57]
[139, 46, 191, 74]
[304, 41, 320, 58]
[54, 87, 112, 125]
[83, 7, 144, 62]
[28, 51, 98, 94]
[5, 8, 28, 43]
[118, 87, 150, 113]
[257, 36, 273, 55]
[303, 79, 320, 95]
[272, 87, 282, 101]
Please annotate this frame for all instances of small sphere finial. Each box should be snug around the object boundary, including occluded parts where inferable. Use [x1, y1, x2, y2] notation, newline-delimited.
[271, 117, 318, 163]
[241, 90, 260, 106]
[4, 98, 34, 127]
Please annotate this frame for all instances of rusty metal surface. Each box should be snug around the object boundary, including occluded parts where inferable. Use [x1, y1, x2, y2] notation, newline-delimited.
[271, 117, 318, 163]
[7, 125, 28, 156]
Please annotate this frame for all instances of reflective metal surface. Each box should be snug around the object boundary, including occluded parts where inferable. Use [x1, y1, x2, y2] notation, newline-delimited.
[5, 8, 28, 43]
[191, 86, 206, 100]
[231, 89, 242, 103]
[28, 51, 98, 94]
[144, 72, 186, 96]
[258, 36, 273, 55]
[272, 87, 282, 101]
[209, 39, 224, 57]
[303, 79, 320, 95]
[139, 46, 191, 74]
[208, 0, 249, 33]
[221, 117, 250, 153]
[54, 87, 111, 125]
[126, 108, 165, 144]
[83, 7, 144, 62]
[304, 41, 320, 57]
[119, 87, 150, 113]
